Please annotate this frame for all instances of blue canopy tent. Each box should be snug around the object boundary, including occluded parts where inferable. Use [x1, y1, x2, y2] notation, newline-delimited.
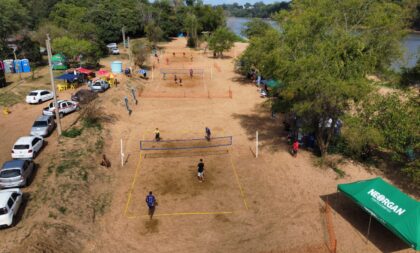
[55, 73, 78, 82]
[261, 79, 284, 89]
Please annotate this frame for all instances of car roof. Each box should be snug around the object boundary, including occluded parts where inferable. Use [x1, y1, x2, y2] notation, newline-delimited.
[0, 189, 20, 207]
[2, 160, 25, 170]
[35, 115, 52, 121]
[15, 136, 37, 144]
[29, 90, 48, 93]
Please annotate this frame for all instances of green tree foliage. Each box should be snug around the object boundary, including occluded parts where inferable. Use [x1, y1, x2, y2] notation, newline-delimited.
[184, 13, 200, 48]
[342, 93, 419, 186]
[221, 2, 290, 18]
[241, 0, 408, 157]
[241, 18, 272, 38]
[31, 22, 67, 47]
[208, 27, 236, 58]
[145, 22, 163, 47]
[52, 36, 101, 66]
[0, 0, 28, 41]
[131, 39, 151, 67]
[401, 59, 420, 86]
[0, 0, 28, 58]
[16, 36, 43, 64]
[49, 2, 97, 40]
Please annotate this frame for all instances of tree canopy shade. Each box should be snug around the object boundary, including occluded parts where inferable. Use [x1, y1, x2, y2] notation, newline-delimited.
[338, 177, 420, 250]
[240, 0, 409, 156]
[208, 27, 236, 58]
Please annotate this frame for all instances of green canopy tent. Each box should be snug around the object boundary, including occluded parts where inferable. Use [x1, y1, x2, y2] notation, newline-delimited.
[51, 53, 67, 70]
[338, 177, 420, 250]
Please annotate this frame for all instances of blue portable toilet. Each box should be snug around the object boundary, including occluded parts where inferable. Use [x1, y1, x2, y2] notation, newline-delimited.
[3, 59, 13, 73]
[111, 61, 122, 73]
[14, 60, 22, 73]
[21, 59, 30, 73]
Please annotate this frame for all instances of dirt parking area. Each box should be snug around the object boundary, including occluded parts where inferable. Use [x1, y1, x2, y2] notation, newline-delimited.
[0, 38, 416, 253]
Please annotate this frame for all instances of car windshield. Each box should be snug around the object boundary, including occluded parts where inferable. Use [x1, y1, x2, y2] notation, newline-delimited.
[28, 92, 38, 96]
[33, 121, 48, 127]
[0, 169, 21, 178]
[14, 145, 30, 150]
[0, 207, 7, 215]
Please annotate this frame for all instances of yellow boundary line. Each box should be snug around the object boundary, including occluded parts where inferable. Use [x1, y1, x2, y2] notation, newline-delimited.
[127, 211, 233, 219]
[124, 152, 143, 217]
[229, 151, 249, 210]
[124, 133, 248, 218]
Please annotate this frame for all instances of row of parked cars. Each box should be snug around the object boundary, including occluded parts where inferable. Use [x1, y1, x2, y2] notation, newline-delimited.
[0, 80, 108, 228]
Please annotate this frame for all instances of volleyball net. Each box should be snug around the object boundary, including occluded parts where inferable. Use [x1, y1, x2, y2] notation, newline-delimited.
[140, 136, 232, 151]
[160, 68, 204, 77]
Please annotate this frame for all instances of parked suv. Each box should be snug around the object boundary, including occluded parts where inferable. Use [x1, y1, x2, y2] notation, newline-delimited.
[0, 189, 23, 228]
[0, 160, 34, 188]
[42, 100, 79, 118]
[30, 115, 55, 137]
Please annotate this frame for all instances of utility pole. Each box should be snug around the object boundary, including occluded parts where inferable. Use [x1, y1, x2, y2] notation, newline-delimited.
[46, 34, 62, 135]
[127, 36, 132, 67]
[122, 26, 127, 48]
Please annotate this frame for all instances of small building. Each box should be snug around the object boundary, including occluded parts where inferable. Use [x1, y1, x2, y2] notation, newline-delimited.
[51, 54, 68, 70]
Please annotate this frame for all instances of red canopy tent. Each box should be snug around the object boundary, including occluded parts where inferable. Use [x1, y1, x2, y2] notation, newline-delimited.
[97, 69, 109, 76]
[76, 67, 93, 74]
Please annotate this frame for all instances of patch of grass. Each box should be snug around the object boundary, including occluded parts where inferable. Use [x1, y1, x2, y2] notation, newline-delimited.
[0, 91, 22, 107]
[95, 136, 104, 154]
[92, 192, 112, 216]
[332, 166, 346, 178]
[48, 212, 57, 219]
[62, 127, 83, 138]
[56, 159, 78, 175]
[58, 206, 67, 214]
[82, 118, 102, 130]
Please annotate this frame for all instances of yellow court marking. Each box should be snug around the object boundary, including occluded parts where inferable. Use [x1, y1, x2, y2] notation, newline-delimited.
[123, 153, 144, 217]
[127, 211, 234, 219]
[229, 151, 249, 210]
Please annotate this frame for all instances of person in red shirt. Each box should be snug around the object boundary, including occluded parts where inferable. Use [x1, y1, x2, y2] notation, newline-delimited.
[292, 140, 299, 157]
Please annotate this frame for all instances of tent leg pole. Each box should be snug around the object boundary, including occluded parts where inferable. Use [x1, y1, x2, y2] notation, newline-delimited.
[366, 214, 372, 243]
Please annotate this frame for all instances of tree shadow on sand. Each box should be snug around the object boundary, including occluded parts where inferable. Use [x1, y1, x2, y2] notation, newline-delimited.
[320, 192, 411, 252]
[232, 103, 288, 153]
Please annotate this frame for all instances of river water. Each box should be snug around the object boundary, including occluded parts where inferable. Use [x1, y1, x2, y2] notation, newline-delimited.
[227, 17, 420, 69]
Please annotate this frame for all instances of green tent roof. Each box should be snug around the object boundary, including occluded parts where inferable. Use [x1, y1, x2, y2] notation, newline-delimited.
[338, 177, 420, 250]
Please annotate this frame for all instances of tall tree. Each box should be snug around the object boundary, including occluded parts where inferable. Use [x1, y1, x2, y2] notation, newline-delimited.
[184, 13, 199, 48]
[242, 0, 409, 157]
[208, 27, 236, 58]
[0, 0, 28, 58]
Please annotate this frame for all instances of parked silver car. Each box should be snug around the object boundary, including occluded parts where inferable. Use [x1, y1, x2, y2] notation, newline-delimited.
[30, 115, 55, 137]
[89, 80, 110, 92]
[0, 160, 34, 188]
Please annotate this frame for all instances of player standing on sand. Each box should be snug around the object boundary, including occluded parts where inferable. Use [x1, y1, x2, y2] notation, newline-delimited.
[292, 140, 299, 157]
[197, 159, 205, 182]
[189, 68, 193, 79]
[154, 128, 160, 141]
[205, 127, 211, 141]
[145, 191, 157, 219]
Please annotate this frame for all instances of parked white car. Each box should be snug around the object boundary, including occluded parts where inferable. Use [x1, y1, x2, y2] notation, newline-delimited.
[0, 188, 22, 228]
[111, 48, 120, 55]
[42, 100, 79, 118]
[25, 90, 54, 104]
[11, 136, 44, 159]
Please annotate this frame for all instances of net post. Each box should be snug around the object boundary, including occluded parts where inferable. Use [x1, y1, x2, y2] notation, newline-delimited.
[211, 66, 213, 80]
[120, 138, 124, 167]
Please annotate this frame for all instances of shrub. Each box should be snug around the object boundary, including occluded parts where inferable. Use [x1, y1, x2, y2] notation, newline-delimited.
[62, 128, 83, 138]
